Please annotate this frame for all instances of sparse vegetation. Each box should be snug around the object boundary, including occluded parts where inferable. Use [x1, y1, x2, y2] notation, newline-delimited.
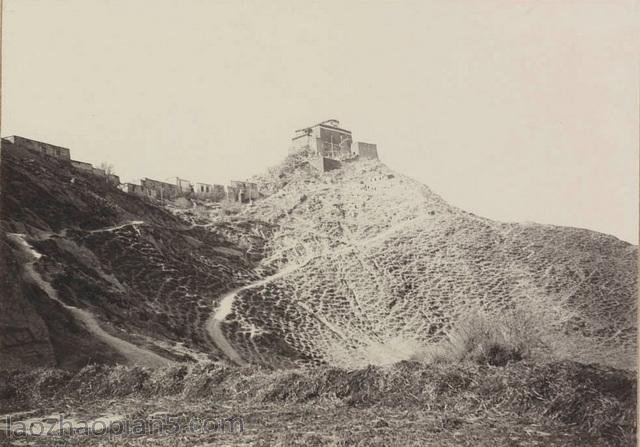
[0, 130, 636, 445]
[0, 360, 635, 446]
[416, 305, 555, 366]
[99, 162, 116, 175]
[172, 196, 192, 209]
[219, 199, 243, 215]
[250, 147, 317, 196]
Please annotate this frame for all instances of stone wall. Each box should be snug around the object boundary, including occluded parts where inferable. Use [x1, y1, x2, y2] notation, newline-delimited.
[140, 178, 179, 200]
[6, 137, 120, 186]
[176, 177, 193, 194]
[291, 132, 315, 153]
[92, 167, 106, 177]
[120, 183, 144, 196]
[310, 156, 341, 173]
[4, 135, 71, 160]
[71, 160, 93, 171]
[354, 141, 378, 160]
[318, 127, 352, 159]
[226, 185, 241, 202]
[230, 181, 259, 201]
[107, 174, 120, 186]
[195, 183, 226, 201]
[71, 160, 119, 185]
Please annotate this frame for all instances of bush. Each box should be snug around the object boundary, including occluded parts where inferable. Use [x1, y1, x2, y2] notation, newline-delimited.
[419, 307, 552, 366]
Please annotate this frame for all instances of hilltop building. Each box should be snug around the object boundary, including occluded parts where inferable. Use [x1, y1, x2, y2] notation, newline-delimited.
[291, 120, 379, 172]
[353, 141, 378, 160]
[291, 119, 353, 160]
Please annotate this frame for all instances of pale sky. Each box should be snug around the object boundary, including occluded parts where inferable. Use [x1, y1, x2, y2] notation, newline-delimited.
[2, 0, 638, 243]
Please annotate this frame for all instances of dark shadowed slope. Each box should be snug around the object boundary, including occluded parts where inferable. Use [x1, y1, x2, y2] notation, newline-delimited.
[0, 143, 262, 368]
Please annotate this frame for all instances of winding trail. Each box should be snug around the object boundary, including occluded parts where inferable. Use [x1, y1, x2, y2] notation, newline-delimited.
[89, 220, 145, 233]
[206, 262, 306, 366]
[206, 216, 432, 365]
[9, 232, 170, 368]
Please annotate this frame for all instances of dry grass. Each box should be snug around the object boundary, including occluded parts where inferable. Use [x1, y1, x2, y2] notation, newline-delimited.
[249, 147, 318, 196]
[417, 306, 554, 366]
[172, 197, 192, 209]
[0, 357, 635, 445]
[219, 199, 243, 215]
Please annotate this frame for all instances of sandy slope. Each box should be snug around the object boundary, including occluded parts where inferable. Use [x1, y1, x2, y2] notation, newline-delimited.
[226, 156, 637, 369]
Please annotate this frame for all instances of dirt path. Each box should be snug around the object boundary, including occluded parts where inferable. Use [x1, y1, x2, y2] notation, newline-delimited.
[8, 233, 170, 368]
[205, 217, 432, 366]
[89, 220, 145, 233]
[206, 262, 306, 366]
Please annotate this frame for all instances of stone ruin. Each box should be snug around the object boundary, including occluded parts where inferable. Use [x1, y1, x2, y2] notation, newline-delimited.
[0, 135, 260, 205]
[1, 135, 120, 185]
[2, 122, 379, 205]
[290, 119, 379, 172]
[120, 177, 259, 204]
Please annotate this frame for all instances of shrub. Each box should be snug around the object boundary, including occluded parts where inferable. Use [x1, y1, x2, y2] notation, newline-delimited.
[419, 306, 553, 366]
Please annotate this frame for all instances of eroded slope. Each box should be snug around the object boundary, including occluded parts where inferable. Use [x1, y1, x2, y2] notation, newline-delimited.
[0, 145, 262, 367]
[223, 155, 637, 369]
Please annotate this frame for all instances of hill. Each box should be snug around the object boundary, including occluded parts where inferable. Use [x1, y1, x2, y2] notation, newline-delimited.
[0, 142, 263, 368]
[231, 150, 637, 370]
[0, 143, 636, 445]
[0, 144, 636, 370]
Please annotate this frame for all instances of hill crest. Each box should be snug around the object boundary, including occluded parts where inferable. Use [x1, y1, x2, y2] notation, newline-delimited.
[0, 144, 636, 370]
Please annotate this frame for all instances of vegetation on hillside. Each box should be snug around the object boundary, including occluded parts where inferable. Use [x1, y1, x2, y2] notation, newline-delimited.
[0, 358, 635, 446]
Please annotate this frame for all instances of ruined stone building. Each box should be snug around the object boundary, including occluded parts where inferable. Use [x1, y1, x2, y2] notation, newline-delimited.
[195, 182, 226, 201]
[71, 160, 93, 171]
[3, 135, 71, 160]
[140, 178, 179, 200]
[71, 159, 120, 184]
[352, 141, 378, 160]
[120, 183, 144, 196]
[176, 177, 193, 194]
[291, 120, 379, 172]
[291, 119, 353, 160]
[2, 135, 121, 186]
[106, 174, 120, 185]
[122, 176, 246, 204]
[228, 181, 259, 203]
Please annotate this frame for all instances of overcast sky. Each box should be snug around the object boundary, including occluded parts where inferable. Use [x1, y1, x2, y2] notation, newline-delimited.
[2, 0, 637, 243]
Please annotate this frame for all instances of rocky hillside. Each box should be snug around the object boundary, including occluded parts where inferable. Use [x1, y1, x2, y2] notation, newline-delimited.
[0, 144, 636, 371]
[234, 150, 637, 370]
[0, 143, 263, 368]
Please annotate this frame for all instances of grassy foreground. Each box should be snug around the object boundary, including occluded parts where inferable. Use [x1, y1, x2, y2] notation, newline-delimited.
[0, 359, 635, 446]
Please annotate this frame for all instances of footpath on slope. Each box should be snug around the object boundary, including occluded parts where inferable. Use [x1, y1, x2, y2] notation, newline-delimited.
[206, 213, 431, 365]
[206, 261, 306, 366]
[8, 227, 171, 368]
